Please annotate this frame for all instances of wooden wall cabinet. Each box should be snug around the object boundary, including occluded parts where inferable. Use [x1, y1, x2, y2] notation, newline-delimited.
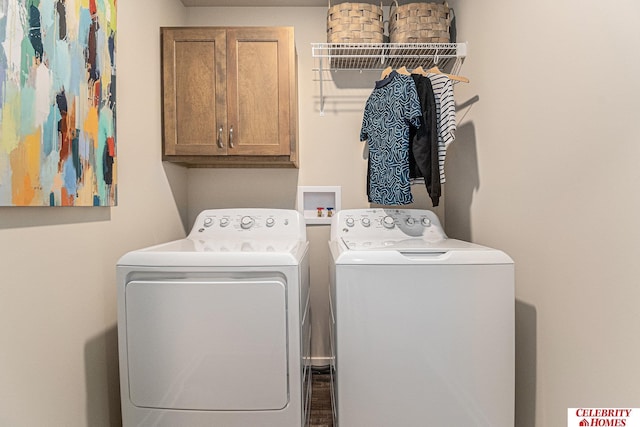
[161, 27, 298, 168]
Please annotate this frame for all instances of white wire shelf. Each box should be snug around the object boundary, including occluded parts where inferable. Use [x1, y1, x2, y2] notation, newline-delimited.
[312, 42, 466, 72]
[311, 42, 467, 114]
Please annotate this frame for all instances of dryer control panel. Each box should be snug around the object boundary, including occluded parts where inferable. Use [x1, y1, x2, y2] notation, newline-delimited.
[188, 208, 306, 241]
[330, 209, 446, 244]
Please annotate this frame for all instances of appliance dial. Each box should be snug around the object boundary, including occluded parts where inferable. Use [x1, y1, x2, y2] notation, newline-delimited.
[219, 218, 230, 227]
[266, 217, 275, 227]
[345, 218, 355, 227]
[204, 217, 214, 227]
[421, 218, 432, 227]
[361, 217, 371, 227]
[240, 216, 254, 229]
[406, 217, 416, 226]
[382, 215, 395, 229]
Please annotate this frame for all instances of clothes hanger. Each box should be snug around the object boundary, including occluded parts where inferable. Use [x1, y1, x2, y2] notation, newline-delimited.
[380, 66, 392, 79]
[396, 66, 410, 75]
[411, 66, 426, 76]
[427, 66, 470, 83]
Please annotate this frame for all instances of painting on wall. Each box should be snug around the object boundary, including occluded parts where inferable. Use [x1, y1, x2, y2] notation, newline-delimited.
[0, 0, 117, 206]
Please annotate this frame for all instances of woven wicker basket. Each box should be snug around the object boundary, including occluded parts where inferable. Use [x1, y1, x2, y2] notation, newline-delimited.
[327, 1, 384, 43]
[389, 1, 451, 43]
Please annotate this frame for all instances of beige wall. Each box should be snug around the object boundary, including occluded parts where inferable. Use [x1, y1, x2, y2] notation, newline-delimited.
[446, 0, 640, 426]
[1, 0, 639, 426]
[0, 1, 188, 425]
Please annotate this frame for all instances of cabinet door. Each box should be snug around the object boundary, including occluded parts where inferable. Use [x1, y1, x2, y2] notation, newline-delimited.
[226, 27, 294, 156]
[162, 28, 227, 156]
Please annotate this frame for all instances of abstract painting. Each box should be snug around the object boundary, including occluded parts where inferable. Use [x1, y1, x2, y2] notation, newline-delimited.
[0, 0, 117, 206]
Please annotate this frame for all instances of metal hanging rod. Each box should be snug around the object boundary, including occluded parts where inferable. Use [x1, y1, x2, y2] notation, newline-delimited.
[311, 42, 468, 115]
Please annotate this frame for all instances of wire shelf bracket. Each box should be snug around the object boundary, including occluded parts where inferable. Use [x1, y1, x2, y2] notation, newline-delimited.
[311, 42, 467, 115]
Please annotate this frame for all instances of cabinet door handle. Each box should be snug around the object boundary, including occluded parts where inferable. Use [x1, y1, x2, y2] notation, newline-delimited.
[229, 126, 234, 148]
[217, 126, 224, 148]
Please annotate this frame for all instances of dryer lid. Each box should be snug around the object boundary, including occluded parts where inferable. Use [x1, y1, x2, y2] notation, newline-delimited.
[117, 238, 308, 267]
[117, 208, 309, 267]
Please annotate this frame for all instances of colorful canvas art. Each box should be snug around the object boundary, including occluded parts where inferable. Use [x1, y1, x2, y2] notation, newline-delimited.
[0, 0, 117, 206]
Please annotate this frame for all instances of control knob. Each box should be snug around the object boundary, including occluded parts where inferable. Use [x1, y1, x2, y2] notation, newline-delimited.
[204, 217, 214, 227]
[266, 217, 275, 228]
[220, 218, 230, 227]
[405, 217, 415, 226]
[382, 215, 395, 229]
[240, 216, 254, 230]
[421, 218, 432, 227]
[361, 217, 371, 227]
[345, 217, 355, 227]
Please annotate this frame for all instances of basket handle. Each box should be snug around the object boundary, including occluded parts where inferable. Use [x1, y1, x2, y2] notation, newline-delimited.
[329, 0, 384, 6]
[389, 0, 399, 20]
[328, 1, 385, 11]
[444, 1, 452, 24]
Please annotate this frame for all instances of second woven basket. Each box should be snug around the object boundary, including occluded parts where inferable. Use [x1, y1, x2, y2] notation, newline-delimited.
[388, 1, 451, 43]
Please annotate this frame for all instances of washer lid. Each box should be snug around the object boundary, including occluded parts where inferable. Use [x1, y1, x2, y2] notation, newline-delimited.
[117, 237, 308, 267]
[330, 208, 513, 265]
[331, 237, 513, 265]
[340, 234, 453, 251]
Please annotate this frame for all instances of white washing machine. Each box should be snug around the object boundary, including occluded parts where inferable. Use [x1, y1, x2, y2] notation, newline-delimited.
[329, 208, 514, 426]
[117, 208, 311, 427]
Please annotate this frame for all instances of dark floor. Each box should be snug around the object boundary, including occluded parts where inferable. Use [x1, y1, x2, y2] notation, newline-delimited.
[309, 372, 333, 427]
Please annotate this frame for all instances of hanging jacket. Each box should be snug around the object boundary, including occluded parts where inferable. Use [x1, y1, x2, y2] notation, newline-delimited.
[409, 74, 441, 207]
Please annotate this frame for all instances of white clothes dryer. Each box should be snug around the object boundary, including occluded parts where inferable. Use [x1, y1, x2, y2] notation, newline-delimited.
[329, 208, 514, 426]
[117, 209, 311, 427]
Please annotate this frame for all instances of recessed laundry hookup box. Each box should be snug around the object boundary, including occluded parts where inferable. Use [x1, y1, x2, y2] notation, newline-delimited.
[297, 186, 341, 225]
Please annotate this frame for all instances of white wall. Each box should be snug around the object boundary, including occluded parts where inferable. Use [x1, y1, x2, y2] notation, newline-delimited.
[447, 0, 640, 426]
[0, 1, 188, 425]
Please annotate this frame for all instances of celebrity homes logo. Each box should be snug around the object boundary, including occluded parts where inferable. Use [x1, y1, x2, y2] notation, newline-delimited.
[568, 408, 640, 427]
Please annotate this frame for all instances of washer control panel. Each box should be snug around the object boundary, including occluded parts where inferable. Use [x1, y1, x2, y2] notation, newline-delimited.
[188, 208, 306, 241]
[331, 209, 446, 243]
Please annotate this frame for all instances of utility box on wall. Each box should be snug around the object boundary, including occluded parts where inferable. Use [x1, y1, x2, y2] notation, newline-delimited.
[297, 186, 341, 225]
